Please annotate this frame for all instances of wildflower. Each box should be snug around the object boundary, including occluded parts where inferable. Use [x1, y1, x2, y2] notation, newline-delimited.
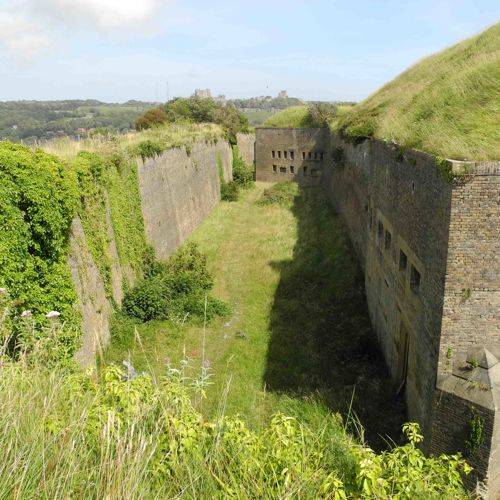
[0, 288, 6, 295]
[203, 359, 210, 369]
[21, 310, 32, 318]
[45, 310, 61, 319]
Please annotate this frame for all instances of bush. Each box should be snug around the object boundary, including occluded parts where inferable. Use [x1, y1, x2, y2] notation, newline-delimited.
[135, 140, 163, 161]
[259, 182, 298, 206]
[135, 108, 168, 131]
[122, 243, 229, 323]
[221, 181, 239, 201]
[232, 146, 254, 187]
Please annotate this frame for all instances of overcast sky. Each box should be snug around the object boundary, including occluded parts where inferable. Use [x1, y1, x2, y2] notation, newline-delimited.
[0, 0, 498, 102]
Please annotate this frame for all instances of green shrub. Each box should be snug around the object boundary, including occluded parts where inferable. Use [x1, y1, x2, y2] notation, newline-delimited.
[135, 108, 168, 131]
[232, 146, 254, 187]
[122, 243, 229, 322]
[259, 182, 298, 206]
[221, 181, 240, 201]
[135, 140, 163, 161]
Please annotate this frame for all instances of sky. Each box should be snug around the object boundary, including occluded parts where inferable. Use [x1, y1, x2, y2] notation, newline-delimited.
[0, 0, 498, 102]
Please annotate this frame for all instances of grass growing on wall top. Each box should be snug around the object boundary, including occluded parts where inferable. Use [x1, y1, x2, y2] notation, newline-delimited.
[334, 23, 500, 160]
[262, 106, 314, 128]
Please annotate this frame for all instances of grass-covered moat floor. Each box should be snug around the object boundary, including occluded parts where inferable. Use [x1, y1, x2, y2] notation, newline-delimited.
[104, 182, 404, 449]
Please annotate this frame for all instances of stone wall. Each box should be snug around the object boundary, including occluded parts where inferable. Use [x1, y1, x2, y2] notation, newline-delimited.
[139, 139, 232, 260]
[71, 137, 232, 365]
[255, 128, 329, 185]
[236, 132, 255, 166]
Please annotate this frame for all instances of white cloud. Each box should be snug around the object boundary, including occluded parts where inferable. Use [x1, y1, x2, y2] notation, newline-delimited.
[0, 0, 168, 61]
[0, 10, 52, 62]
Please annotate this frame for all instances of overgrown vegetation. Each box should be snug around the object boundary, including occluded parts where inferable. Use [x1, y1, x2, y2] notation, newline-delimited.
[258, 181, 298, 206]
[334, 23, 500, 160]
[219, 147, 254, 202]
[0, 349, 471, 498]
[122, 243, 230, 323]
[263, 103, 338, 128]
[0, 142, 80, 358]
[135, 97, 249, 143]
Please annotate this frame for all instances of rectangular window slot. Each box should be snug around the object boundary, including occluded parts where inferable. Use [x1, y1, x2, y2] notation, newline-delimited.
[290, 151, 295, 160]
[284, 151, 288, 159]
[290, 166, 295, 174]
[410, 266, 421, 294]
[308, 152, 312, 159]
[384, 230, 392, 250]
[399, 250, 408, 272]
[277, 151, 282, 159]
[272, 165, 277, 173]
[320, 152, 324, 160]
[377, 221, 384, 241]
[303, 166, 308, 175]
[302, 152, 306, 160]
[279, 166, 287, 173]
[272, 150, 275, 159]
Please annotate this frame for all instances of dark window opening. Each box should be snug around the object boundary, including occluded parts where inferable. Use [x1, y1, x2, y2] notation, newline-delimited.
[377, 221, 384, 241]
[277, 151, 282, 159]
[411, 181, 416, 193]
[399, 250, 408, 272]
[314, 152, 318, 159]
[279, 166, 287, 173]
[320, 152, 324, 160]
[410, 266, 421, 294]
[284, 151, 288, 159]
[308, 152, 312, 159]
[290, 151, 295, 160]
[303, 166, 308, 175]
[384, 230, 392, 250]
[302, 152, 306, 160]
[272, 150, 276, 159]
[290, 166, 295, 174]
[272, 165, 277, 173]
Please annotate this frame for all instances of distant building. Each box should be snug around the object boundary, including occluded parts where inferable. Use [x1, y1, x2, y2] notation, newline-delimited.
[193, 89, 212, 99]
[278, 90, 288, 98]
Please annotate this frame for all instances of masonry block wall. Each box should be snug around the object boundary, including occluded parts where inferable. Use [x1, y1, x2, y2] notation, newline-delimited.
[255, 127, 500, 493]
[236, 132, 256, 166]
[255, 128, 329, 185]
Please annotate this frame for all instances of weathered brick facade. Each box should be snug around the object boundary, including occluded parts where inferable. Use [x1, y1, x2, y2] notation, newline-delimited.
[255, 127, 500, 497]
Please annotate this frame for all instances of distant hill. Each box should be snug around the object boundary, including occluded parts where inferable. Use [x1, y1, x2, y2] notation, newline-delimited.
[0, 100, 153, 143]
[335, 23, 500, 160]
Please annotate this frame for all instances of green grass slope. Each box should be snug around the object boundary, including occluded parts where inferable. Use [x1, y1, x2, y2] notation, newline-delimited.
[262, 106, 313, 128]
[335, 23, 500, 160]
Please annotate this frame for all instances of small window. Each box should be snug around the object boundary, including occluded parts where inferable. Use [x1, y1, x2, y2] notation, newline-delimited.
[277, 151, 281, 159]
[302, 152, 306, 160]
[272, 165, 277, 173]
[399, 250, 408, 272]
[290, 166, 295, 174]
[308, 152, 312, 159]
[303, 166, 308, 176]
[320, 152, 324, 160]
[290, 151, 295, 160]
[284, 151, 288, 159]
[384, 230, 392, 250]
[377, 221, 384, 241]
[314, 152, 318, 160]
[279, 166, 287, 173]
[272, 150, 276, 159]
[410, 266, 421, 294]
[411, 181, 416, 194]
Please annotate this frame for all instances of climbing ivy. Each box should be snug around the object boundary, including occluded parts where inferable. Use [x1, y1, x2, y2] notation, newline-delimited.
[0, 142, 80, 355]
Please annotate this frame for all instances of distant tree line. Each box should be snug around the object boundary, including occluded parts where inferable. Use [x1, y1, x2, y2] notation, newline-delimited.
[0, 100, 153, 143]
